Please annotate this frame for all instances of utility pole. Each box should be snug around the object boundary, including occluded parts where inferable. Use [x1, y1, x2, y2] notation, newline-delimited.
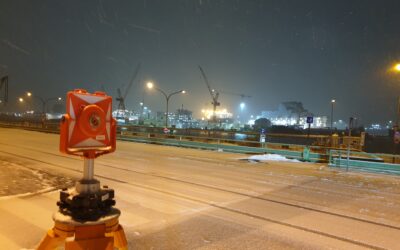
[330, 99, 335, 134]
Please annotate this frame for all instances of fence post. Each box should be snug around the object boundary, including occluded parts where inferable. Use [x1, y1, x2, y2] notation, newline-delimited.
[302, 147, 310, 162]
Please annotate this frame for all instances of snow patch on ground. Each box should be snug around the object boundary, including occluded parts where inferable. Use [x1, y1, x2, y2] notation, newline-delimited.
[0, 156, 75, 198]
[247, 154, 300, 163]
[0, 187, 56, 200]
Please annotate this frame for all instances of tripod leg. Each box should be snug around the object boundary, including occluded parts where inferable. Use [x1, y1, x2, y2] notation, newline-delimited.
[36, 229, 63, 250]
[65, 224, 114, 250]
[112, 225, 128, 250]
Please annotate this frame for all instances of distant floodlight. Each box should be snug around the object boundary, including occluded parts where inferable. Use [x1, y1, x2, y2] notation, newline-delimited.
[26, 92, 32, 97]
[19, 97, 24, 102]
[331, 99, 336, 103]
[240, 102, 245, 110]
[395, 63, 400, 72]
[58, 97, 62, 101]
[182, 90, 186, 94]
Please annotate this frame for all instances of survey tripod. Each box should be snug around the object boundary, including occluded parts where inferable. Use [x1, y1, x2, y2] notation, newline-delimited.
[36, 89, 127, 250]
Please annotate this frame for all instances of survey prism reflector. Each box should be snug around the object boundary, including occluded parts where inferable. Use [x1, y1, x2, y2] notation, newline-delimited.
[60, 89, 116, 157]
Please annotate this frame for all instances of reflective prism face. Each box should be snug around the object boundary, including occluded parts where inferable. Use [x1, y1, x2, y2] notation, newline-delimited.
[60, 89, 116, 157]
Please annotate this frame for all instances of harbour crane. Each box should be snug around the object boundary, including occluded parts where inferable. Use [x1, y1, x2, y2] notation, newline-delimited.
[116, 63, 141, 122]
[198, 66, 220, 122]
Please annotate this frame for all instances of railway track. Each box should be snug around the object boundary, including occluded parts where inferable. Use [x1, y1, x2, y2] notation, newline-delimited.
[0, 145, 398, 249]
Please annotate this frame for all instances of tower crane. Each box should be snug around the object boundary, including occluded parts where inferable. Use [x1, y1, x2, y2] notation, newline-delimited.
[116, 63, 141, 122]
[198, 66, 220, 122]
[219, 91, 251, 99]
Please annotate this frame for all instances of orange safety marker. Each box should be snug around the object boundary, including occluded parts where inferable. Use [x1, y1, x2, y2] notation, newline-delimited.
[36, 89, 127, 250]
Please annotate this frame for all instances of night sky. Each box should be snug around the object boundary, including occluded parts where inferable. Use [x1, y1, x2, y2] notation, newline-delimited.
[1, 0, 400, 125]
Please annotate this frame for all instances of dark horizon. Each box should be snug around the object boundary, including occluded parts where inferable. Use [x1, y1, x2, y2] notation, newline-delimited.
[1, 0, 400, 125]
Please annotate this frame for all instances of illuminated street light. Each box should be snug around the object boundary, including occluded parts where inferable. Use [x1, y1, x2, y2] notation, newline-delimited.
[26, 92, 32, 97]
[146, 81, 186, 128]
[394, 63, 400, 72]
[146, 82, 154, 89]
[19, 97, 24, 103]
[240, 102, 245, 110]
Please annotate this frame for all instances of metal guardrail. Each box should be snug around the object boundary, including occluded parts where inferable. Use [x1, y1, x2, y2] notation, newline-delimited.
[328, 150, 400, 175]
[2, 122, 400, 175]
[118, 130, 328, 161]
[0, 122, 59, 134]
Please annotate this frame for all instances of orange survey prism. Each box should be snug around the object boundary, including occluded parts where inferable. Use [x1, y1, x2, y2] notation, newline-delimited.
[60, 89, 116, 158]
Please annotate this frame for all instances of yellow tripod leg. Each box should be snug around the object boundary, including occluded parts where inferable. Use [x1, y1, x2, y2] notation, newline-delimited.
[112, 225, 128, 250]
[36, 229, 64, 250]
[65, 224, 114, 250]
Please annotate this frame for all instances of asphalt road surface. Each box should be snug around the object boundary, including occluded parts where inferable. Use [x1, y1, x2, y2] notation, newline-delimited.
[0, 127, 399, 250]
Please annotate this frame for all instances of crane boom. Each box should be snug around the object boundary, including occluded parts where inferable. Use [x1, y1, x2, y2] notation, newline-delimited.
[116, 63, 141, 123]
[198, 66, 216, 102]
[220, 91, 251, 98]
[198, 66, 220, 123]
[123, 63, 141, 100]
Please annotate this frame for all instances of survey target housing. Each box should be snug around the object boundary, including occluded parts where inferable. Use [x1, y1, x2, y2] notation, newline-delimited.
[60, 89, 116, 158]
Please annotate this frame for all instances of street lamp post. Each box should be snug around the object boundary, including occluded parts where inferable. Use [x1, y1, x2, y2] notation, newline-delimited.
[27, 92, 45, 115]
[391, 63, 400, 159]
[17, 97, 25, 114]
[146, 82, 185, 128]
[26, 92, 62, 126]
[393, 64, 400, 127]
[26, 92, 62, 114]
[43, 97, 63, 113]
[330, 99, 335, 134]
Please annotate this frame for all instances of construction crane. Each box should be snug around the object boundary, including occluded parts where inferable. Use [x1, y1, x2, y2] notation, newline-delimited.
[198, 66, 220, 122]
[116, 63, 141, 122]
[220, 91, 251, 110]
[0, 75, 8, 105]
